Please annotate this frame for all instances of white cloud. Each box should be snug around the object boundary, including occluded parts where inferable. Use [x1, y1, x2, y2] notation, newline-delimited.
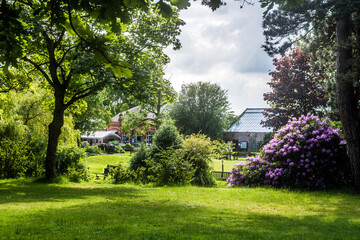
[164, 1, 274, 115]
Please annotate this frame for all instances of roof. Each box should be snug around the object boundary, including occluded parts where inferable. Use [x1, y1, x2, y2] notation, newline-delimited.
[227, 108, 273, 133]
[80, 131, 121, 139]
[111, 105, 169, 122]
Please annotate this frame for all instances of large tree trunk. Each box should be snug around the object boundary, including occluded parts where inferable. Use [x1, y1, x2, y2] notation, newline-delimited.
[336, 15, 360, 190]
[45, 89, 66, 179]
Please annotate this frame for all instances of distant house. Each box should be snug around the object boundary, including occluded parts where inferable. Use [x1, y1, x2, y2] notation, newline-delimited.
[108, 106, 157, 146]
[80, 131, 121, 145]
[81, 106, 157, 146]
[224, 108, 273, 152]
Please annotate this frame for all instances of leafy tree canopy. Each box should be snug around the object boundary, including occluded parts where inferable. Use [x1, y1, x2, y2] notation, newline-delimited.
[170, 81, 233, 140]
[0, 0, 186, 179]
[263, 48, 328, 130]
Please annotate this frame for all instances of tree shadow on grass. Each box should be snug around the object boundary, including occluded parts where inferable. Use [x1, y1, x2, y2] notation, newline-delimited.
[3, 195, 360, 240]
[0, 185, 360, 239]
[0, 179, 141, 205]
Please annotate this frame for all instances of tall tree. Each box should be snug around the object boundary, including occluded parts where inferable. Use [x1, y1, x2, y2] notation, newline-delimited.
[170, 81, 233, 140]
[263, 48, 327, 130]
[260, 0, 360, 190]
[0, 0, 185, 179]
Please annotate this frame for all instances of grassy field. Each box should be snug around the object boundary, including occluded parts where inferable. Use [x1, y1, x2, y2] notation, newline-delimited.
[1, 154, 358, 239]
[85, 152, 243, 176]
[0, 178, 359, 239]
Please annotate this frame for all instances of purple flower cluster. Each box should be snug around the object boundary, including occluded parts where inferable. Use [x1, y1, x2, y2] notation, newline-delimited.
[227, 155, 270, 187]
[228, 114, 348, 189]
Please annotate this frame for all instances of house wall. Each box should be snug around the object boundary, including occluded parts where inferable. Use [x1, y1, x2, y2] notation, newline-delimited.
[224, 132, 268, 152]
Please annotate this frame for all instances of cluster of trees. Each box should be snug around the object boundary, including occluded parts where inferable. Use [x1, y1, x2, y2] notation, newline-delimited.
[259, 0, 360, 190]
[0, 0, 188, 179]
[1, 0, 360, 191]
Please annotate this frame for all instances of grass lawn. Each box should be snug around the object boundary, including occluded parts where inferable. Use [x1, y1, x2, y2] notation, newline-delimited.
[86, 152, 243, 175]
[212, 159, 245, 172]
[0, 178, 359, 240]
[86, 152, 133, 175]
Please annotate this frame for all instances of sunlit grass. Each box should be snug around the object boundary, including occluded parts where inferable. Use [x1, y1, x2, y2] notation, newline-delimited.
[0, 178, 359, 239]
[86, 152, 244, 175]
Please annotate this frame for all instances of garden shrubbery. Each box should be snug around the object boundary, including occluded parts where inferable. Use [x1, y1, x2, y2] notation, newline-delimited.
[127, 119, 215, 186]
[56, 145, 89, 182]
[0, 121, 47, 179]
[228, 114, 350, 189]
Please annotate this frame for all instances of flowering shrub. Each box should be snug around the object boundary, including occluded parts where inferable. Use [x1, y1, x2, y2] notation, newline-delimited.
[228, 114, 349, 189]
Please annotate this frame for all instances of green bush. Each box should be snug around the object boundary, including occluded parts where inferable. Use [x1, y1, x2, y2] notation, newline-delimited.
[147, 148, 194, 185]
[85, 146, 103, 155]
[182, 134, 215, 186]
[56, 145, 87, 176]
[0, 121, 30, 178]
[129, 143, 150, 171]
[192, 169, 216, 187]
[122, 143, 135, 151]
[114, 145, 125, 154]
[25, 130, 47, 177]
[111, 164, 131, 184]
[67, 160, 90, 183]
[152, 118, 182, 153]
[109, 140, 119, 145]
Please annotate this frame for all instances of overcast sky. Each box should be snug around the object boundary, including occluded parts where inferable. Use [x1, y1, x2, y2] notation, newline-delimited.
[164, 1, 273, 115]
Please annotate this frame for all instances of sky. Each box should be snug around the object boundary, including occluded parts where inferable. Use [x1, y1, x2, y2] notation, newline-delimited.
[164, 1, 274, 116]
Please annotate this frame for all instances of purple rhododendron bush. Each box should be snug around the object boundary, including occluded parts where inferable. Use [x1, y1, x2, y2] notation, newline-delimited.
[228, 114, 350, 189]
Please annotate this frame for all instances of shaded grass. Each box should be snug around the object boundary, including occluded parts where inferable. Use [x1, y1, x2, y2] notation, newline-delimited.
[0, 178, 359, 239]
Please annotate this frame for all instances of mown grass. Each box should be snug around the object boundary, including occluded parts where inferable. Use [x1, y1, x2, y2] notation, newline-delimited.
[86, 152, 133, 176]
[86, 152, 243, 176]
[0, 178, 359, 240]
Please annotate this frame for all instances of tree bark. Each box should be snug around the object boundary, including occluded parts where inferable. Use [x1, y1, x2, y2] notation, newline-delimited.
[45, 89, 66, 179]
[336, 15, 360, 190]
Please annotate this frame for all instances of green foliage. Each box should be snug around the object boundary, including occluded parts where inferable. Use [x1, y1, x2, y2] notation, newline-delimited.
[0, 121, 29, 178]
[123, 143, 135, 152]
[129, 143, 150, 171]
[67, 161, 90, 183]
[182, 134, 215, 186]
[0, 0, 186, 179]
[147, 148, 194, 185]
[56, 145, 87, 176]
[170, 81, 232, 140]
[85, 146, 104, 155]
[191, 169, 216, 187]
[111, 164, 132, 184]
[0, 120, 47, 179]
[152, 118, 182, 152]
[114, 146, 126, 154]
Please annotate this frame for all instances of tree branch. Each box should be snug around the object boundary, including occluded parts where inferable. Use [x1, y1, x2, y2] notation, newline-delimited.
[22, 57, 54, 87]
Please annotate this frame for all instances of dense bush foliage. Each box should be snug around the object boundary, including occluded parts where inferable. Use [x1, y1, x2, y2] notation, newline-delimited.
[128, 132, 215, 186]
[111, 164, 132, 184]
[56, 145, 88, 182]
[0, 121, 46, 178]
[85, 146, 104, 155]
[182, 134, 216, 186]
[114, 146, 125, 154]
[152, 118, 182, 153]
[129, 143, 150, 171]
[228, 114, 349, 189]
[147, 148, 194, 185]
